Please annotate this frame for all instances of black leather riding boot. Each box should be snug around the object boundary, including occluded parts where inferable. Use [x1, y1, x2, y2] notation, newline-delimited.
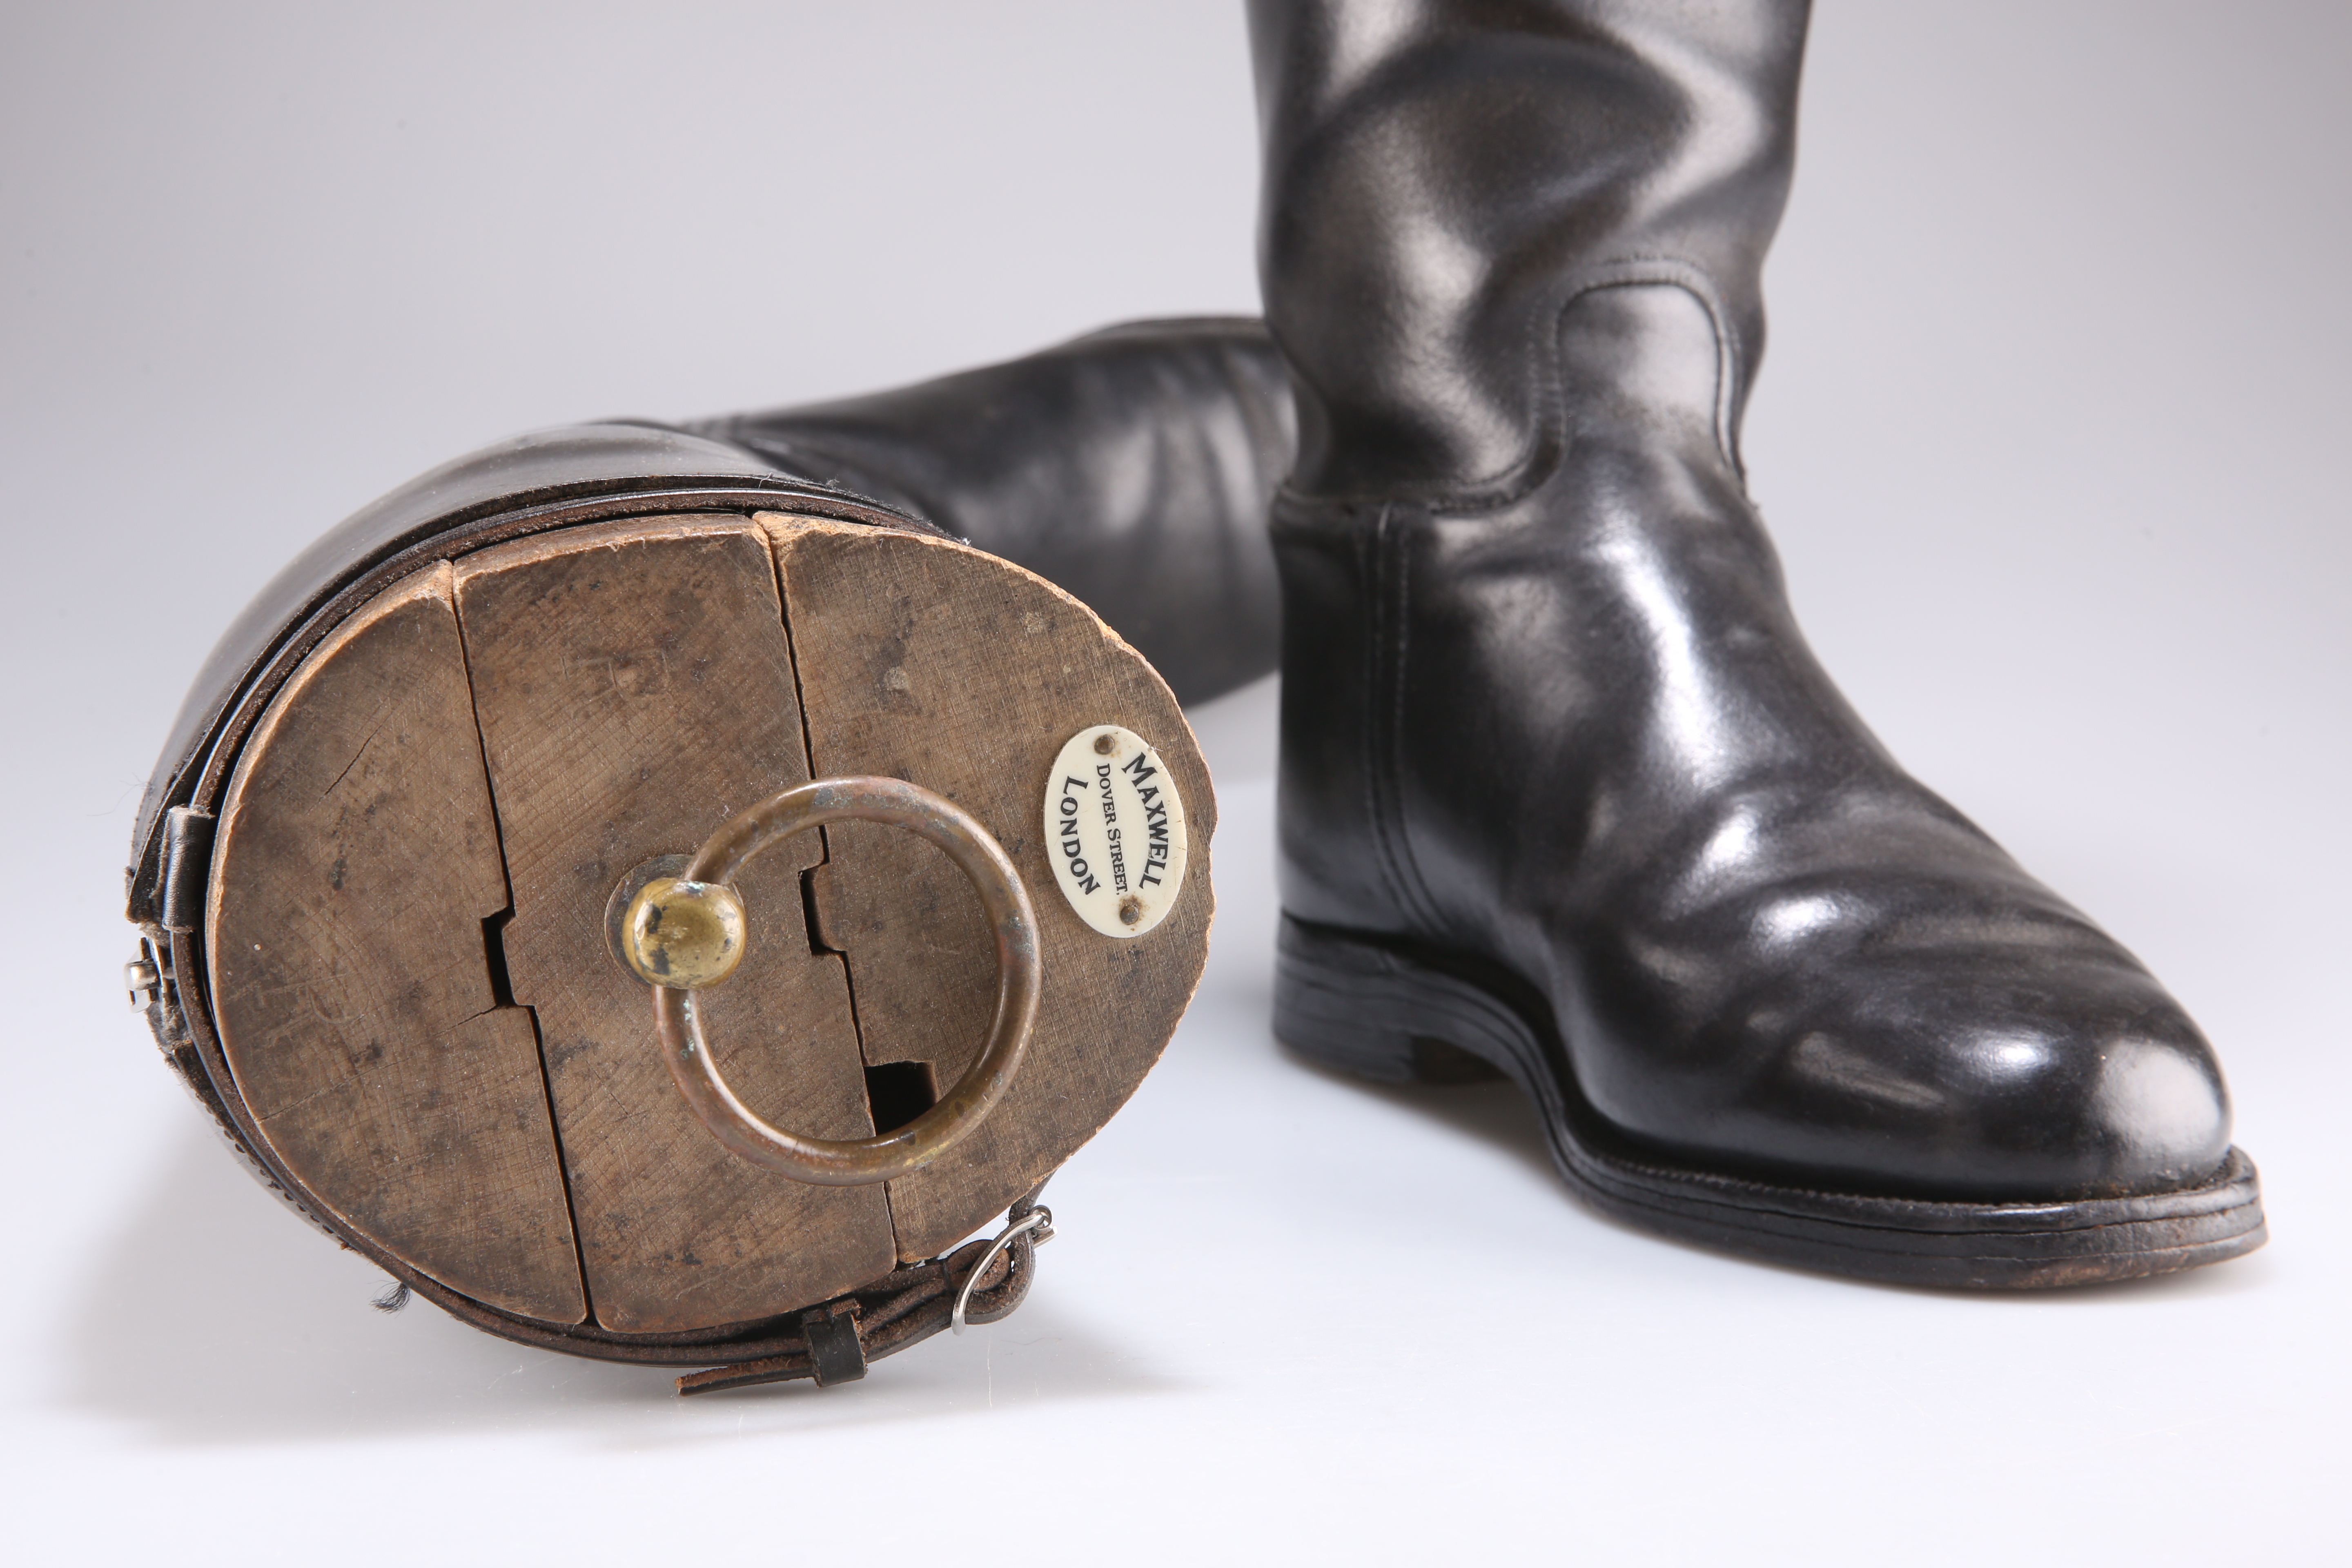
[1250, 0, 2263, 1284]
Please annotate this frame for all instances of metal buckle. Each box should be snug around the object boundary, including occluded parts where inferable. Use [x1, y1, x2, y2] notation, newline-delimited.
[952, 1205, 1055, 1334]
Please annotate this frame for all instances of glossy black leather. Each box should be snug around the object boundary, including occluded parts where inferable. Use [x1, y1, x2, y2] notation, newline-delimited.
[1253, 0, 2236, 1201]
[688, 318, 1292, 707]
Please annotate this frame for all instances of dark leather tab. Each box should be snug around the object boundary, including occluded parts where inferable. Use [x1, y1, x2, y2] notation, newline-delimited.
[159, 807, 216, 933]
[800, 1299, 866, 1387]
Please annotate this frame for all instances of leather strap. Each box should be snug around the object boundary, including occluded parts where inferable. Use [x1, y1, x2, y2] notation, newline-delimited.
[145, 906, 1070, 1376]
[675, 1185, 1052, 1396]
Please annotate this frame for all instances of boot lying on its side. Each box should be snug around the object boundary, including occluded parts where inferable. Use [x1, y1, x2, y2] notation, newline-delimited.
[686, 316, 1288, 706]
[123, 319, 1290, 1390]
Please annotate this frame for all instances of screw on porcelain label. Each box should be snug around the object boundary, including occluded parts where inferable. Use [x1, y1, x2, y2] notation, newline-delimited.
[1042, 725, 1188, 938]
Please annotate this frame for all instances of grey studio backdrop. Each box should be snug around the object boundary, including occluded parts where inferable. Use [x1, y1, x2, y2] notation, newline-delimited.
[3, 3, 2344, 1563]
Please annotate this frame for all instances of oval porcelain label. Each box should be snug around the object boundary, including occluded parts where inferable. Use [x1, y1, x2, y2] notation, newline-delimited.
[1042, 725, 1189, 938]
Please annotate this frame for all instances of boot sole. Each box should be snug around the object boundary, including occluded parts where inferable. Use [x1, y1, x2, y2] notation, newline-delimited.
[1275, 915, 2266, 1288]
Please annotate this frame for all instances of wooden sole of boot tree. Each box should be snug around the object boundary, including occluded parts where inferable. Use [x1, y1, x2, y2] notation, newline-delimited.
[202, 511, 1213, 1340]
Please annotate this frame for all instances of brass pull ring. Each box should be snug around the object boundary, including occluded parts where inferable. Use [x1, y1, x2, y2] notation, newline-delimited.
[630, 776, 1041, 1187]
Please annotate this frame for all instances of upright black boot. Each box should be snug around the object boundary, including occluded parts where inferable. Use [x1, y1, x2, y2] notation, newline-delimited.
[1252, 0, 2263, 1284]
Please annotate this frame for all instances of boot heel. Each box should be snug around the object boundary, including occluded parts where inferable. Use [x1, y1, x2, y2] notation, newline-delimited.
[1275, 915, 1509, 1085]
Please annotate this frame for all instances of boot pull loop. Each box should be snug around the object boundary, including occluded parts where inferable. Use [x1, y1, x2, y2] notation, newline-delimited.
[625, 775, 1042, 1187]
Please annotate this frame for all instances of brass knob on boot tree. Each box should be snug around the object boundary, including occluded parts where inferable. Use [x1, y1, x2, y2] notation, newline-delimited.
[621, 877, 747, 990]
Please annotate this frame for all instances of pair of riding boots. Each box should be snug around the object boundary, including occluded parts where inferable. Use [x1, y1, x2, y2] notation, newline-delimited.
[129, 0, 2261, 1390]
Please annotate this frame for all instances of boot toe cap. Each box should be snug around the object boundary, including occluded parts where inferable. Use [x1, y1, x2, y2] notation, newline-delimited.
[1582, 856, 2238, 1203]
[1740, 974, 2234, 1201]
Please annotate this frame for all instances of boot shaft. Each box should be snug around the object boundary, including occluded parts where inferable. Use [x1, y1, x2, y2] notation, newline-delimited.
[1256, 3, 1820, 944]
[1249, 0, 1809, 502]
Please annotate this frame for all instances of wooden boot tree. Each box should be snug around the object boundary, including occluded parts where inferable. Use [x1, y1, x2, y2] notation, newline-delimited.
[129, 429, 1212, 1380]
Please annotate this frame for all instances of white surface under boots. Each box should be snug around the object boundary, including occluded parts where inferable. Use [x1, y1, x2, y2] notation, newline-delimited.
[2, 4, 2345, 1565]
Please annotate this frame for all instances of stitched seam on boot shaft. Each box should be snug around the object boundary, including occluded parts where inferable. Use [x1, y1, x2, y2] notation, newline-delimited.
[1365, 507, 1444, 933]
[1359, 508, 1409, 924]
[1492, 258, 1745, 508]
[1273, 258, 1749, 516]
